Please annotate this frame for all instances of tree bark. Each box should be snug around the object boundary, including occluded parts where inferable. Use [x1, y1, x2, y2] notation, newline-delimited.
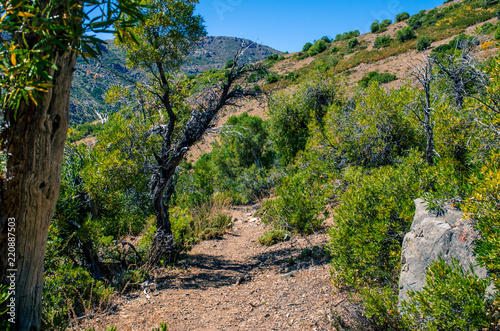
[0, 49, 76, 330]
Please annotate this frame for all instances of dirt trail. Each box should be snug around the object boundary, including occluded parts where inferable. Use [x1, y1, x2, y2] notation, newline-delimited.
[84, 205, 366, 330]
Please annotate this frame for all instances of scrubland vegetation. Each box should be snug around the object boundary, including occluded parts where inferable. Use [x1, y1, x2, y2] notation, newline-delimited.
[2, 0, 500, 329]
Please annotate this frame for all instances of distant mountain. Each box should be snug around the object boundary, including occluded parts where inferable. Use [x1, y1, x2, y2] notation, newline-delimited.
[69, 37, 281, 124]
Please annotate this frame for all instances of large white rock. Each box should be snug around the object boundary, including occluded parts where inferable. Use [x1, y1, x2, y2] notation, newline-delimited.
[398, 198, 488, 304]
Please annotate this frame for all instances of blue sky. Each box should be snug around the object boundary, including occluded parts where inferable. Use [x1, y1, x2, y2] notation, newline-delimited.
[195, 0, 446, 52]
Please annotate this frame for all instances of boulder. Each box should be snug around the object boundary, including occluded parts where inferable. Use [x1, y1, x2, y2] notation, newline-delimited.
[398, 198, 488, 304]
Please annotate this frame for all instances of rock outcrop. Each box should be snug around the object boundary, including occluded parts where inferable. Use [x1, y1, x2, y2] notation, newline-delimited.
[398, 198, 488, 304]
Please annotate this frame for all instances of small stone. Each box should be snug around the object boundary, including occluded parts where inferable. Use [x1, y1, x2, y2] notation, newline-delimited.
[249, 217, 259, 223]
[281, 271, 295, 279]
[284, 234, 291, 241]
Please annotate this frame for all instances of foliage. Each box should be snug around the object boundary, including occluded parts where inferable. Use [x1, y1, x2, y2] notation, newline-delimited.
[464, 153, 500, 277]
[262, 162, 330, 234]
[321, 36, 332, 43]
[347, 38, 360, 49]
[329, 151, 433, 288]
[496, 27, 500, 40]
[358, 71, 397, 88]
[334, 30, 360, 41]
[174, 113, 275, 207]
[379, 19, 392, 30]
[43, 264, 112, 330]
[396, 26, 416, 43]
[309, 40, 328, 56]
[371, 20, 380, 33]
[118, 0, 206, 72]
[225, 59, 234, 69]
[302, 42, 313, 52]
[362, 286, 409, 330]
[170, 202, 232, 251]
[266, 73, 280, 84]
[408, 10, 427, 30]
[416, 35, 432, 51]
[268, 76, 339, 165]
[396, 12, 410, 22]
[258, 228, 291, 246]
[402, 257, 496, 330]
[374, 35, 392, 48]
[0, 0, 143, 111]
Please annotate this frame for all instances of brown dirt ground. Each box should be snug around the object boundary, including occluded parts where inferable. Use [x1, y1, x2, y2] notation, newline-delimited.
[77, 205, 369, 331]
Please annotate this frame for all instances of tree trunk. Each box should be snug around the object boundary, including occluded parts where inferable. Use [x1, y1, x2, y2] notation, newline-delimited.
[0, 49, 76, 330]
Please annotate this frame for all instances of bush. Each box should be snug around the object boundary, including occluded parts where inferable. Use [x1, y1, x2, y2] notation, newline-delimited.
[477, 22, 494, 34]
[396, 26, 416, 43]
[263, 167, 328, 234]
[308, 39, 328, 56]
[371, 20, 380, 33]
[329, 152, 433, 287]
[302, 42, 312, 52]
[402, 258, 496, 330]
[266, 74, 279, 84]
[43, 265, 113, 329]
[464, 154, 500, 277]
[374, 35, 392, 48]
[334, 30, 360, 41]
[358, 71, 397, 88]
[408, 10, 426, 30]
[495, 28, 500, 40]
[347, 37, 359, 49]
[379, 19, 392, 30]
[258, 228, 290, 246]
[395, 12, 410, 22]
[416, 35, 432, 51]
[269, 78, 338, 165]
[320, 36, 332, 43]
[267, 53, 279, 61]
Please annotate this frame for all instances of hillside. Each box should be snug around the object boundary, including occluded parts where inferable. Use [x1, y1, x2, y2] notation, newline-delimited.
[70, 36, 280, 124]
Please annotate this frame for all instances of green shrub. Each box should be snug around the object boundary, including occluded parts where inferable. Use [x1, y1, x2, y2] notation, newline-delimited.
[396, 26, 416, 43]
[246, 68, 268, 83]
[43, 265, 113, 329]
[267, 53, 279, 61]
[258, 228, 290, 246]
[309, 39, 328, 56]
[374, 35, 392, 48]
[464, 153, 500, 277]
[416, 35, 432, 51]
[358, 71, 397, 88]
[320, 36, 332, 43]
[347, 37, 359, 49]
[379, 19, 392, 30]
[495, 27, 500, 40]
[266, 73, 279, 84]
[402, 257, 496, 330]
[371, 20, 380, 33]
[224, 59, 234, 69]
[335, 30, 360, 41]
[478, 22, 494, 34]
[302, 42, 312, 52]
[395, 12, 410, 22]
[330, 46, 340, 53]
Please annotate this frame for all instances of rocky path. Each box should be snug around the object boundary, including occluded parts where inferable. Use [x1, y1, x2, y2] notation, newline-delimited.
[83, 204, 366, 330]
